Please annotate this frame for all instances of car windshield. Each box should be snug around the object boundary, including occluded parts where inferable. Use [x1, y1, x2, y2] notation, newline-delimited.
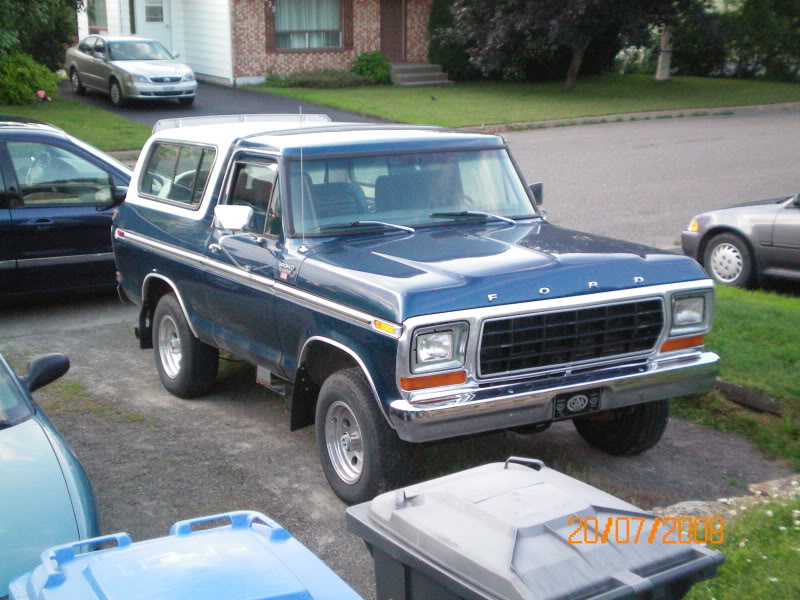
[0, 361, 32, 427]
[287, 149, 538, 235]
[109, 41, 172, 61]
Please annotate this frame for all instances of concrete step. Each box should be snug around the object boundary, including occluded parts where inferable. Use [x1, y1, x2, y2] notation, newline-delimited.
[390, 62, 443, 76]
[393, 71, 451, 84]
[395, 78, 454, 87]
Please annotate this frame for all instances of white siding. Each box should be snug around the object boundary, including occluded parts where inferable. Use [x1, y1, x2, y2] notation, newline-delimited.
[170, 0, 233, 81]
[77, 1, 133, 39]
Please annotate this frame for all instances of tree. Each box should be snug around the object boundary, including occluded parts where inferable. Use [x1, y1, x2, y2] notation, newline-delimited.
[0, 0, 83, 69]
[444, 0, 705, 89]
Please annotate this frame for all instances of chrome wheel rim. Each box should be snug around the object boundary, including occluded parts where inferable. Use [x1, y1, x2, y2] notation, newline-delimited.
[71, 72, 80, 92]
[710, 243, 743, 283]
[111, 84, 121, 104]
[157, 315, 182, 378]
[325, 401, 364, 484]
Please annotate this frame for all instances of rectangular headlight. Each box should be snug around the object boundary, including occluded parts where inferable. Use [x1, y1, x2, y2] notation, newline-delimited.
[669, 292, 713, 337]
[411, 322, 468, 374]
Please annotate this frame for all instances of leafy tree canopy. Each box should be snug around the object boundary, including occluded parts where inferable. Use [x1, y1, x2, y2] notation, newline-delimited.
[0, 0, 83, 69]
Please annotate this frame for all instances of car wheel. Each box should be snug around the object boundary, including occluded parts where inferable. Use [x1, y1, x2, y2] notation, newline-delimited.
[110, 80, 126, 106]
[316, 368, 413, 504]
[572, 400, 669, 455]
[152, 293, 218, 398]
[703, 232, 753, 287]
[178, 97, 195, 106]
[70, 68, 86, 95]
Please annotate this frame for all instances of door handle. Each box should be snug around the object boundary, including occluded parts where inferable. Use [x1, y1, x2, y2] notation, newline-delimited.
[23, 218, 54, 227]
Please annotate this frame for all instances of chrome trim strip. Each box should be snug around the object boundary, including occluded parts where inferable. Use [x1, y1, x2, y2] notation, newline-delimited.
[389, 351, 720, 443]
[0, 259, 16, 270]
[142, 273, 201, 338]
[299, 336, 393, 426]
[16, 252, 114, 267]
[115, 229, 402, 337]
[476, 296, 666, 379]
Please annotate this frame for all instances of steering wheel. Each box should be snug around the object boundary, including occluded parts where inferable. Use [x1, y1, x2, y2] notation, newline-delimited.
[26, 152, 52, 185]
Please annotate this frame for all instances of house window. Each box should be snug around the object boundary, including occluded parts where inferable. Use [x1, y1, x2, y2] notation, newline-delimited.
[275, 0, 342, 49]
[87, 0, 108, 33]
[145, 0, 164, 23]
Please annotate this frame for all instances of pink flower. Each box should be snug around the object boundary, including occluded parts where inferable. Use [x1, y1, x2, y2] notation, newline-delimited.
[36, 90, 46, 99]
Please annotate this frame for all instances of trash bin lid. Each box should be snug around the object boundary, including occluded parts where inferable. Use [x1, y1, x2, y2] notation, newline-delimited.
[10, 511, 362, 600]
[364, 458, 722, 600]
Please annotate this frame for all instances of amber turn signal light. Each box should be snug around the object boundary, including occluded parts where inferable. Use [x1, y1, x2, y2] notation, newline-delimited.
[400, 370, 467, 391]
[661, 335, 705, 353]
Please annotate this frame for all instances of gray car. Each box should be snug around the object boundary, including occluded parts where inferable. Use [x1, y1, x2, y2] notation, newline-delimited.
[65, 35, 197, 107]
[681, 194, 800, 287]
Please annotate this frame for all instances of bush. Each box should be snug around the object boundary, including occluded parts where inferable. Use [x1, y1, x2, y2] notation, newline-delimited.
[351, 51, 391, 84]
[0, 53, 58, 105]
[264, 69, 372, 88]
[428, 0, 479, 81]
[671, 9, 733, 77]
[728, 0, 800, 81]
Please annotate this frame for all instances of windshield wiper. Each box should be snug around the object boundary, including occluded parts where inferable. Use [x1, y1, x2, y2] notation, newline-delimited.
[430, 211, 516, 225]
[318, 221, 415, 234]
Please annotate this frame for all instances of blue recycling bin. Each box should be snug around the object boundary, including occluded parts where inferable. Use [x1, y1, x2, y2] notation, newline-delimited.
[9, 510, 363, 600]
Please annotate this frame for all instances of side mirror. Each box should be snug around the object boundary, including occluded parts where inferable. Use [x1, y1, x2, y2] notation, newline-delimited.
[214, 204, 253, 232]
[793, 193, 800, 207]
[172, 52, 180, 59]
[23, 354, 70, 393]
[94, 52, 106, 60]
[113, 185, 128, 206]
[529, 182, 544, 205]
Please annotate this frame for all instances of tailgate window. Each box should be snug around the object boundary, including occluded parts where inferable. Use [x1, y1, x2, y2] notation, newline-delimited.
[139, 141, 216, 208]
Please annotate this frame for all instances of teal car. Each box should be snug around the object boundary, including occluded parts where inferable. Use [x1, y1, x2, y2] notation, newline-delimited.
[0, 353, 99, 598]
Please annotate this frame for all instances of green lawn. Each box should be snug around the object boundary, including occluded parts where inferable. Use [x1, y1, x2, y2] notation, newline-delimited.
[0, 97, 150, 151]
[673, 287, 800, 470]
[685, 497, 800, 600]
[253, 74, 800, 127]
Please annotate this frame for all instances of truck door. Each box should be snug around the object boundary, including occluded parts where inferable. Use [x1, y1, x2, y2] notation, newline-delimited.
[0, 167, 15, 286]
[203, 158, 284, 370]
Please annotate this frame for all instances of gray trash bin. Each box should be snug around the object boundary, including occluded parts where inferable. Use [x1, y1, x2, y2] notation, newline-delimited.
[347, 457, 723, 600]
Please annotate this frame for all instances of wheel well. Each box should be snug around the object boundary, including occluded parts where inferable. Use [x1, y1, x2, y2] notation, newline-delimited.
[137, 277, 175, 349]
[698, 227, 755, 266]
[289, 341, 358, 431]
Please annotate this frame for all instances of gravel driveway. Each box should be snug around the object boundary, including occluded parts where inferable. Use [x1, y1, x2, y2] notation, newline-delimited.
[0, 293, 791, 598]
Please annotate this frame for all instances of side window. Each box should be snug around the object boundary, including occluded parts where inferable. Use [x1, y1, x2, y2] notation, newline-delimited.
[6, 141, 113, 207]
[228, 162, 278, 234]
[79, 37, 96, 53]
[139, 142, 216, 207]
[93, 38, 107, 55]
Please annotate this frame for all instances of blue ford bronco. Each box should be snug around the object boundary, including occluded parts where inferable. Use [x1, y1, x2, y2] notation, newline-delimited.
[113, 115, 720, 503]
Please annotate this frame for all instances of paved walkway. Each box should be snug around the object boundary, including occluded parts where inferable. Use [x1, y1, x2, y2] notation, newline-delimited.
[60, 80, 382, 127]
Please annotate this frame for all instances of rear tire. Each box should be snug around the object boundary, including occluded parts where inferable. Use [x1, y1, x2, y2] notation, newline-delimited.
[572, 400, 670, 455]
[152, 293, 218, 398]
[316, 368, 413, 504]
[70, 68, 86, 95]
[109, 80, 126, 106]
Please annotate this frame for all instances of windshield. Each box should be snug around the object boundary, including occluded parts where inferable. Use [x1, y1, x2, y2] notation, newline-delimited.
[0, 360, 32, 427]
[287, 149, 538, 235]
[109, 41, 172, 61]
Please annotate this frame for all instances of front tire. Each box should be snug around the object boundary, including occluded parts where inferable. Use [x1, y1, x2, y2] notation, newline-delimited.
[703, 232, 753, 287]
[109, 80, 126, 106]
[572, 400, 670, 455]
[152, 293, 218, 398]
[316, 368, 413, 504]
[70, 68, 86, 95]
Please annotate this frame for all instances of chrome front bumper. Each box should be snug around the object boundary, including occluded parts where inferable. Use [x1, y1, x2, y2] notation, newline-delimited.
[124, 80, 197, 99]
[389, 351, 719, 442]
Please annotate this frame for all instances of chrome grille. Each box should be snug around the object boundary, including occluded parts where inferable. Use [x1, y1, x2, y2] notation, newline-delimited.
[479, 299, 664, 377]
[150, 76, 182, 83]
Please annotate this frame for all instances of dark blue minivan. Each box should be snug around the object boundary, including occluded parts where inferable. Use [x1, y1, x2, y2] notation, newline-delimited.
[0, 117, 131, 297]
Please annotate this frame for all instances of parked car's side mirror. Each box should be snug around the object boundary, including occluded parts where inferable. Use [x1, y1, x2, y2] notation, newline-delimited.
[113, 185, 128, 206]
[94, 52, 107, 60]
[214, 204, 253, 232]
[529, 182, 544, 205]
[793, 193, 800, 207]
[172, 52, 181, 59]
[23, 354, 70, 393]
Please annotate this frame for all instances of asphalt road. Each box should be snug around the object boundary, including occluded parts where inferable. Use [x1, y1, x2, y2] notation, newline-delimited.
[507, 105, 800, 249]
[0, 293, 792, 598]
[59, 80, 381, 127]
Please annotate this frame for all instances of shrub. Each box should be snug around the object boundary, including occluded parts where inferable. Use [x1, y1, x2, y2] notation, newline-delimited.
[351, 51, 391, 84]
[265, 69, 372, 88]
[728, 0, 800, 81]
[428, 0, 479, 81]
[671, 9, 733, 77]
[0, 53, 58, 105]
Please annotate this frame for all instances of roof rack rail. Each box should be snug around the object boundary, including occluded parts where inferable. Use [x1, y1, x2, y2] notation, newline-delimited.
[152, 113, 331, 135]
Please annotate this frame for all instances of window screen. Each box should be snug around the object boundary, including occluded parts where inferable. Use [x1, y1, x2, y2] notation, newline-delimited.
[140, 142, 216, 207]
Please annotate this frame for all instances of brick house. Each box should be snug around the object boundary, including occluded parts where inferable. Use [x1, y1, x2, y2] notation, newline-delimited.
[78, 0, 434, 85]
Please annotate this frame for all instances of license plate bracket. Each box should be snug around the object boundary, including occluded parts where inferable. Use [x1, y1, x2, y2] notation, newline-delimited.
[553, 388, 603, 420]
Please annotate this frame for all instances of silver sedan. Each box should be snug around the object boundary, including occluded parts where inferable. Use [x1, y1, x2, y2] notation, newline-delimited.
[65, 35, 197, 106]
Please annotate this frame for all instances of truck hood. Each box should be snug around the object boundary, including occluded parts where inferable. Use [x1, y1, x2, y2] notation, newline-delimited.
[0, 418, 79, 596]
[297, 222, 708, 322]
